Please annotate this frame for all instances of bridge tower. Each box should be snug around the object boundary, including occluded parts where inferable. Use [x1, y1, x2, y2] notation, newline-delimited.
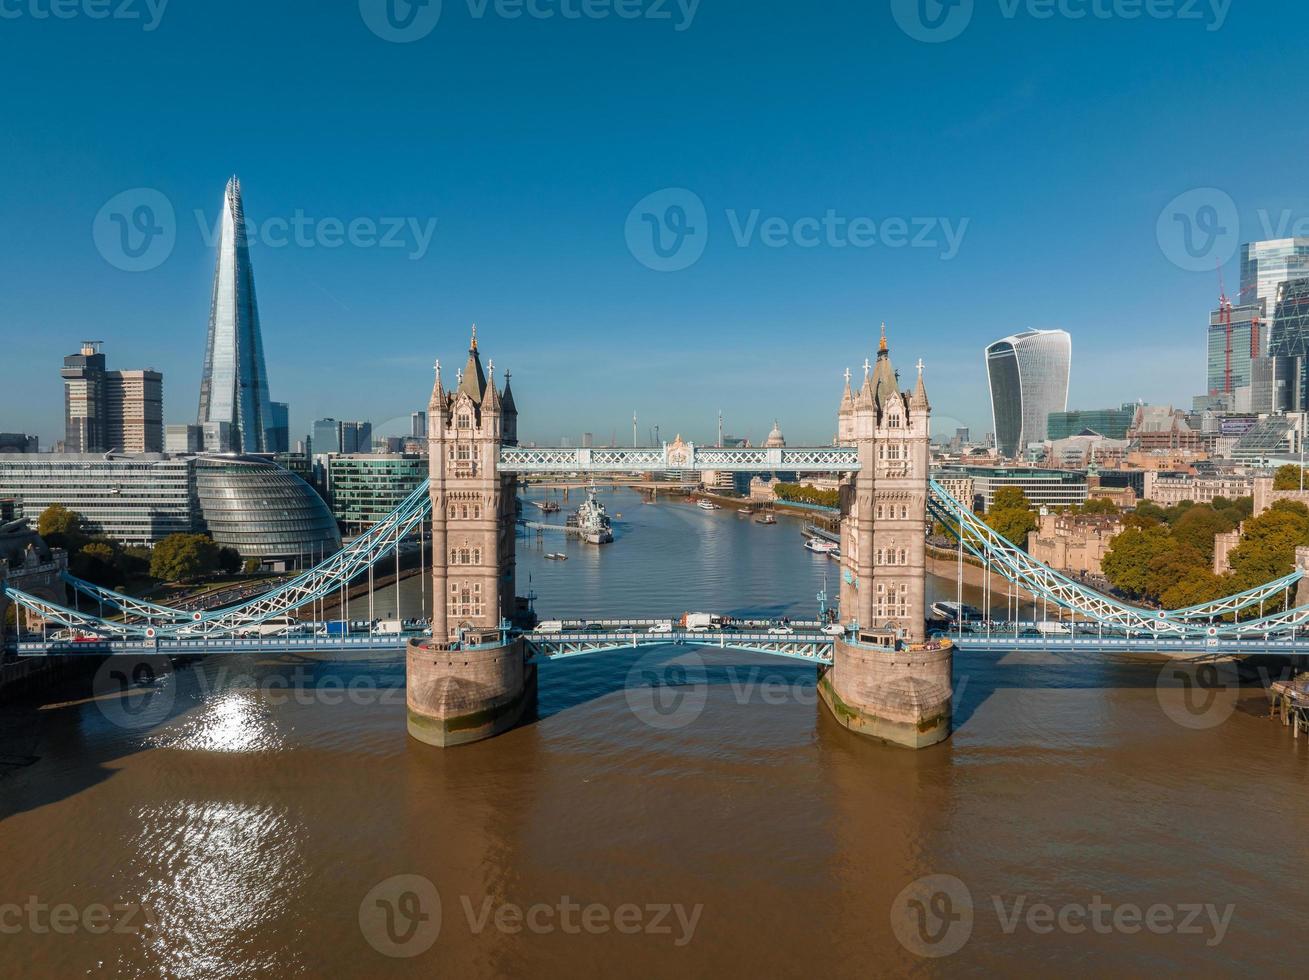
[821, 325, 952, 749]
[407, 327, 536, 748]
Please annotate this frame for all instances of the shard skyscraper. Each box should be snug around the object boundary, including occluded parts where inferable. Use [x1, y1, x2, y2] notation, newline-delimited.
[198, 176, 274, 453]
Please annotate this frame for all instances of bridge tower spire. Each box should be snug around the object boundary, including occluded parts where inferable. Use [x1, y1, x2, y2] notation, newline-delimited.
[408, 330, 535, 748]
[820, 326, 951, 749]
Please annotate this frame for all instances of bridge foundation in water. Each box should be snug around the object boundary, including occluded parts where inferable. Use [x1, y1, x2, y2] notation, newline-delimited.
[407, 635, 537, 748]
[818, 636, 952, 749]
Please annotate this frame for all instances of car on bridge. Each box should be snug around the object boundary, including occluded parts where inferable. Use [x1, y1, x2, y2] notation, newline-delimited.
[647, 622, 673, 634]
[768, 625, 796, 636]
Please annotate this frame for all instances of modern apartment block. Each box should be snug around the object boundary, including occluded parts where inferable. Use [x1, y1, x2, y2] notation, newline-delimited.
[61, 341, 163, 454]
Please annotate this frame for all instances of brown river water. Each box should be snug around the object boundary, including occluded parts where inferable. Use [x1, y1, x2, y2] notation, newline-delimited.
[2, 490, 1306, 977]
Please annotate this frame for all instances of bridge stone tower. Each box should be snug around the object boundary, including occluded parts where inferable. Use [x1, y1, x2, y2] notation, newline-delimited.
[821, 325, 952, 749]
[407, 327, 536, 748]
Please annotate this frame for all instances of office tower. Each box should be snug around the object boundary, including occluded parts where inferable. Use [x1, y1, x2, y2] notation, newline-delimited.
[1241, 240, 1309, 348]
[1267, 277, 1309, 411]
[197, 176, 275, 453]
[267, 402, 290, 454]
[166, 424, 204, 454]
[62, 342, 163, 454]
[312, 419, 342, 455]
[341, 421, 372, 454]
[1047, 406, 1134, 442]
[985, 329, 1071, 459]
[411, 411, 427, 439]
[62, 341, 107, 453]
[1207, 302, 1264, 395]
[582, 432, 594, 448]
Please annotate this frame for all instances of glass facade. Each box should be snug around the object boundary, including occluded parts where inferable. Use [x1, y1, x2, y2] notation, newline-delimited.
[195, 456, 341, 561]
[326, 454, 426, 533]
[197, 177, 275, 453]
[311, 419, 341, 455]
[0, 455, 198, 545]
[267, 402, 290, 454]
[1047, 406, 1134, 441]
[1267, 278, 1309, 411]
[1206, 302, 1263, 395]
[985, 329, 1071, 458]
[934, 466, 1088, 512]
[1240, 239, 1309, 348]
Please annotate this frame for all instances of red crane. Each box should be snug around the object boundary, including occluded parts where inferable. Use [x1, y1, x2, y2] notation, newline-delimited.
[1217, 262, 1234, 394]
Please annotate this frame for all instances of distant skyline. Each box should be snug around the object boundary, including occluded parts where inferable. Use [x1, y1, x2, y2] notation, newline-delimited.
[4, 3, 1309, 449]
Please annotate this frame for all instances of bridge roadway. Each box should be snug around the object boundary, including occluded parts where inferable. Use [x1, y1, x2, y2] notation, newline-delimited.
[14, 624, 1309, 661]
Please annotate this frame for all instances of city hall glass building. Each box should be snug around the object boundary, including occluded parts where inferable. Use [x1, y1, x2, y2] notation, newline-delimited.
[985, 329, 1071, 458]
[197, 177, 275, 453]
[0, 455, 340, 563]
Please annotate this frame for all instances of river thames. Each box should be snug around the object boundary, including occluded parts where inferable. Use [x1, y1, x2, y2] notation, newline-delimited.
[1, 488, 1305, 977]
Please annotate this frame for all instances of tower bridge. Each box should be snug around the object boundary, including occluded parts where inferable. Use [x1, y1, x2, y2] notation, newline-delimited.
[9, 325, 1309, 750]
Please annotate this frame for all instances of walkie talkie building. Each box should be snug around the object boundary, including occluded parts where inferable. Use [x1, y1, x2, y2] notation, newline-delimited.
[197, 176, 274, 453]
[985, 329, 1071, 459]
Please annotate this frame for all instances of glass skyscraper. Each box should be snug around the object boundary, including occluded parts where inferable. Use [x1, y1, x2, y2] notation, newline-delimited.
[198, 176, 275, 453]
[1267, 277, 1309, 411]
[1206, 302, 1263, 396]
[985, 329, 1072, 458]
[1241, 239, 1309, 351]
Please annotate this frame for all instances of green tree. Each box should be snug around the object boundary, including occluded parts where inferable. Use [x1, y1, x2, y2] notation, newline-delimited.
[1160, 569, 1231, 610]
[217, 547, 242, 576]
[986, 487, 1038, 548]
[36, 503, 88, 553]
[72, 541, 118, 587]
[1170, 505, 1237, 561]
[1272, 464, 1308, 490]
[1227, 506, 1309, 589]
[150, 533, 221, 582]
[1102, 525, 1172, 598]
[1144, 542, 1208, 601]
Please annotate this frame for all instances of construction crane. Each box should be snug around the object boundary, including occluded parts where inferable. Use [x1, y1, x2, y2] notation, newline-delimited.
[1218, 261, 1234, 394]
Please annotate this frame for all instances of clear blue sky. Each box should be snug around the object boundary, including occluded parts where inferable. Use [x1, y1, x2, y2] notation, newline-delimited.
[2, 0, 1307, 448]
